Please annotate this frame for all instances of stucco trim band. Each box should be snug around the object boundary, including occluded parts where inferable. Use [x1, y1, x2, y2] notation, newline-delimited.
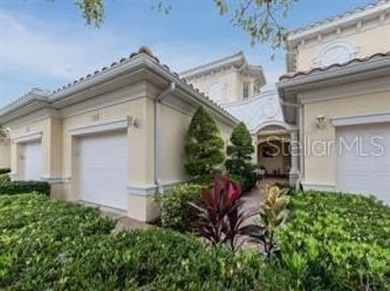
[331, 112, 390, 126]
[69, 118, 129, 136]
[127, 180, 187, 196]
[12, 131, 42, 144]
[40, 176, 71, 184]
[302, 181, 336, 191]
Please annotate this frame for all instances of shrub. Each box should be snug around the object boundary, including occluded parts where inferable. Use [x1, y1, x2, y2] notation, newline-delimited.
[0, 180, 50, 196]
[188, 174, 259, 252]
[0, 173, 10, 184]
[0, 193, 266, 290]
[275, 191, 390, 290]
[185, 106, 225, 181]
[154, 183, 204, 232]
[0, 168, 10, 175]
[225, 122, 257, 192]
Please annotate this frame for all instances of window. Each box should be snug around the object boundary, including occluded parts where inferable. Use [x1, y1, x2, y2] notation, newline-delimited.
[243, 82, 250, 99]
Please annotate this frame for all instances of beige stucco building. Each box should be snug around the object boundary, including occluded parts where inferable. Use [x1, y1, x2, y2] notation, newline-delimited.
[0, 139, 10, 169]
[182, 53, 295, 180]
[0, 0, 389, 218]
[279, 0, 390, 203]
[0, 48, 238, 221]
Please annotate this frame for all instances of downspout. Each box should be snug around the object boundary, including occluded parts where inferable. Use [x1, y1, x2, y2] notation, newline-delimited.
[155, 82, 176, 195]
[298, 101, 304, 189]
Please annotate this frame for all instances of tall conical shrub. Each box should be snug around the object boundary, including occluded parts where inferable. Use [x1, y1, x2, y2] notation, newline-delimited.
[225, 122, 256, 191]
[185, 106, 225, 180]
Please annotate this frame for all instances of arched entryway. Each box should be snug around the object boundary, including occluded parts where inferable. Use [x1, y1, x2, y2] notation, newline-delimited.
[253, 122, 299, 185]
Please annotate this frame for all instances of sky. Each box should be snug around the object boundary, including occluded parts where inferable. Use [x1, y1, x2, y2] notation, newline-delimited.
[0, 0, 378, 106]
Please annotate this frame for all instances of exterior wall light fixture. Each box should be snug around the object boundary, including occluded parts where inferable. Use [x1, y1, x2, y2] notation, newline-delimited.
[316, 114, 325, 130]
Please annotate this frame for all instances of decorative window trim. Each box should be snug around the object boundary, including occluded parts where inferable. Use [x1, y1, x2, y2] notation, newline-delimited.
[313, 41, 359, 67]
[207, 80, 226, 103]
[69, 118, 128, 136]
[13, 131, 42, 144]
[331, 112, 390, 126]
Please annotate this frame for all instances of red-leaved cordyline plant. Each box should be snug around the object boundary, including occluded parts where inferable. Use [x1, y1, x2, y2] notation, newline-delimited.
[188, 173, 260, 252]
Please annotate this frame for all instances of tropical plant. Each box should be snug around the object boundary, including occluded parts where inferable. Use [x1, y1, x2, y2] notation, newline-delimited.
[249, 185, 290, 258]
[188, 174, 259, 252]
[184, 106, 225, 181]
[225, 122, 257, 191]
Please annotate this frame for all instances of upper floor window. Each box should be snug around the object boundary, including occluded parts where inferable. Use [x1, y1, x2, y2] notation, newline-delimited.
[314, 41, 359, 67]
[243, 82, 250, 99]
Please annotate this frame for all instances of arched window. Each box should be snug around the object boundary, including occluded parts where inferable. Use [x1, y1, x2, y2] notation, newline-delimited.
[314, 41, 359, 67]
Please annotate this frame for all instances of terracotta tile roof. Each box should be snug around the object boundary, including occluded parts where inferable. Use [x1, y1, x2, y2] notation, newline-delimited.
[279, 51, 390, 81]
[2, 46, 238, 123]
[290, 0, 389, 35]
[180, 51, 245, 77]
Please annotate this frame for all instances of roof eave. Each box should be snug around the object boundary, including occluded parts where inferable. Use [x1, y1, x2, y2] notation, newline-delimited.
[278, 56, 390, 92]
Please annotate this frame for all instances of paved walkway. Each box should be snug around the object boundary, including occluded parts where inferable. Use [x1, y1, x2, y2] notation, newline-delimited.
[101, 210, 153, 232]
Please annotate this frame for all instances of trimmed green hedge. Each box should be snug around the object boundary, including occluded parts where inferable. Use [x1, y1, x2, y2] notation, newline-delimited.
[0, 180, 50, 196]
[0, 168, 10, 175]
[0, 194, 264, 290]
[1, 191, 389, 290]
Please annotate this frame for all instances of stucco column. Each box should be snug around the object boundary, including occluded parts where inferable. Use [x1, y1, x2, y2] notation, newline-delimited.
[289, 130, 300, 187]
[252, 135, 258, 164]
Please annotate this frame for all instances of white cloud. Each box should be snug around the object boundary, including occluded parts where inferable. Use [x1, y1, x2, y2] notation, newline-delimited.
[0, 9, 134, 81]
[0, 7, 286, 99]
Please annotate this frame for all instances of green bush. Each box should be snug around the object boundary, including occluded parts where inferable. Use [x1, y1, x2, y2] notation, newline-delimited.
[0, 173, 10, 184]
[0, 180, 50, 196]
[155, 183, 204, 232]
[2, 191, 388, 290]
[275, 191, 390, 290]
[185, 106, 225, 181]
[0, 193, 266, 290]
[225, 122, 257, 192]
[0, 168, 10, 175]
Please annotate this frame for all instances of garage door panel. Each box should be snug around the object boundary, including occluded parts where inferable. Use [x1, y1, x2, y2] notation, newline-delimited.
[23, 141, 42, 181]
[336, 123, 390, 203]
[78, 132, 128, 210]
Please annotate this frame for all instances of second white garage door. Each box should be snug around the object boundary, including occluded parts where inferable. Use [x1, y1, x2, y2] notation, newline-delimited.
[336, 123, 390, 203]
[78, 132, 128, 210]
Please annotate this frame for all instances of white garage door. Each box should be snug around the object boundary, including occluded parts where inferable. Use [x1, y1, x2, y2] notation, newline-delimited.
[336, 123, 390, 203]
[23, 141, 42, 180]
[78, 132, 128, 210]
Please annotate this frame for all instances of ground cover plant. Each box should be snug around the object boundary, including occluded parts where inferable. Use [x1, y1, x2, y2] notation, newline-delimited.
[1, 190, 389, 290]
[276, 191, 390, 290]
[0, 193, 266, 290]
